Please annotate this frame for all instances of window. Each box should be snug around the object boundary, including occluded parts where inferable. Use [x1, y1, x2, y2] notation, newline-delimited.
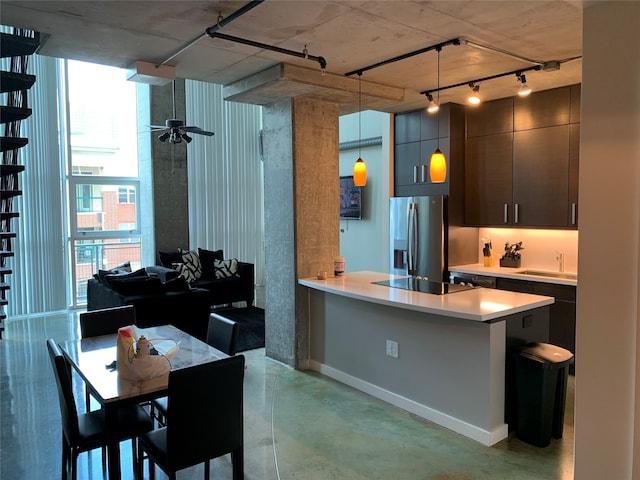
[65, 60, 142, 306]
[118, 187, 135, 204]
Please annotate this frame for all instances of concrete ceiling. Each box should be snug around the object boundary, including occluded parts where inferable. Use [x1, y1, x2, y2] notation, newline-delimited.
[1, 0, 584, 113]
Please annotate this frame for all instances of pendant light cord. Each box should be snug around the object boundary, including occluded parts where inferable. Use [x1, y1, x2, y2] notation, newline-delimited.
[436, 47, 440, 150]
[358, 72, 362, 159]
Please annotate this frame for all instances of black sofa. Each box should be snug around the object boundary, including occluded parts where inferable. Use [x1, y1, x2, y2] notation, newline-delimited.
[87, 266, 211, 341]
[158, 248, 255, 308]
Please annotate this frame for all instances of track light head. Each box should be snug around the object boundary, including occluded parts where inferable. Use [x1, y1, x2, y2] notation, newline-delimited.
[468, 82, 481, 105]
[517, 73, 532, 97]
[426, 92, 440, 113]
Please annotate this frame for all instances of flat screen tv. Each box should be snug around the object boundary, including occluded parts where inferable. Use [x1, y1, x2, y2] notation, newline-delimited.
[339, 175, 362, 220]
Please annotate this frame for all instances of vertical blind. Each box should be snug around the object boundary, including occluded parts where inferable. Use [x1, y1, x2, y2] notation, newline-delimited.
[185, 80, 265, 285]
[6, 54, 68, 316]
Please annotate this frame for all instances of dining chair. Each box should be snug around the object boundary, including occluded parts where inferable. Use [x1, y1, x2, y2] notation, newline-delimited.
[137, 355, 245, 480]
[79, 305, 136, 411]
[152, 313, 239, 426]
[79, 305, 136, 338]
[47, 339, 153, 480]
[206, 313, 239, 356]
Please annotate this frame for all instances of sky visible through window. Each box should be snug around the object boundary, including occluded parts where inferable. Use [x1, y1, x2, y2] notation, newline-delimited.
[67, 60, 139, 177]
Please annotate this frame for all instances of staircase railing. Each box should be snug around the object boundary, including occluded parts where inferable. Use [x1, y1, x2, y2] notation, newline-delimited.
[0, 28, 40, 338]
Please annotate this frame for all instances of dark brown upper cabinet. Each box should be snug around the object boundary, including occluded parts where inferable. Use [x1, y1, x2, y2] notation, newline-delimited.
[394, 104, 465, 198]
[466, 97, 514, 137]
[512, 125, 570, 227]
[464, 84, 580, 229]
[514, 86, 571, 130]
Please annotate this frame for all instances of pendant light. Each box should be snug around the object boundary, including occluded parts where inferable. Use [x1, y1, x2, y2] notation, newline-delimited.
[429, 48, 446, 183]
[353, 72, 367, 187]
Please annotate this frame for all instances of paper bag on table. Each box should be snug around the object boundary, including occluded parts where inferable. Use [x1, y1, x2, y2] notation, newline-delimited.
[116, 325, 177, 381]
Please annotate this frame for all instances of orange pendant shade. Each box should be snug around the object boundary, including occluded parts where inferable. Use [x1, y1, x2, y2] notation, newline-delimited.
[429, 149, 446, 183]
[353, 157, 367, 186]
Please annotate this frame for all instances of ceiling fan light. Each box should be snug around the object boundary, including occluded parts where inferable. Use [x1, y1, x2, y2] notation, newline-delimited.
[158, 132, 170, 142]
[182, 133, 192, 143]
[169, 131, 182, 144]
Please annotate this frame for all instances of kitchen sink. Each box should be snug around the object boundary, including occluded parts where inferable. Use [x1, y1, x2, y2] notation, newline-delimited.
[519, 270, 577, 280]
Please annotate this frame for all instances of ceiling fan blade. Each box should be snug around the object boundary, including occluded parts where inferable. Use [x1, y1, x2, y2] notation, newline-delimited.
[182, 126, 215, 136]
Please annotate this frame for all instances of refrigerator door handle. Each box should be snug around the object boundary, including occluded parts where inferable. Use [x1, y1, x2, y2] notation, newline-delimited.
[407, 203, 418, 276]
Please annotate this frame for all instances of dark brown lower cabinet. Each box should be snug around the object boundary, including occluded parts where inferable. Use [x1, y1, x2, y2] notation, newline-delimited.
[496, 278, 576, 372]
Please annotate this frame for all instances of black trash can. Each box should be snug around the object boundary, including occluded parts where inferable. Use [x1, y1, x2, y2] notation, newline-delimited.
[514, 342, 574, 447]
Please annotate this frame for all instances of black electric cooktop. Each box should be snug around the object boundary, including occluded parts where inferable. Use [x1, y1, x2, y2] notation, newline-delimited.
[373, 277, 475, 295]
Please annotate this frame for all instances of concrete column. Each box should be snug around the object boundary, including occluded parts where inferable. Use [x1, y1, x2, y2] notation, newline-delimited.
[150, 79, 190, 256]
[262, 97, 340, 367]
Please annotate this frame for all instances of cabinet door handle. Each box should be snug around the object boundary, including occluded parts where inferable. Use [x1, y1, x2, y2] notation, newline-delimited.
[571, 203, 577, 225]
[504, 204, 509, 223]
[514, 203, 520, 224]
[421, 164, 427, 183]
[413, 165, 419, 184]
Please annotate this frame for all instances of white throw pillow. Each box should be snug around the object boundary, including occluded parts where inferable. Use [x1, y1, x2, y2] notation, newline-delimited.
[213, 258, 239, 279]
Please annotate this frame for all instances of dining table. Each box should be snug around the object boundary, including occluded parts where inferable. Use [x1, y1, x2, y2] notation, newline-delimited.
[59, 324, 228, 480]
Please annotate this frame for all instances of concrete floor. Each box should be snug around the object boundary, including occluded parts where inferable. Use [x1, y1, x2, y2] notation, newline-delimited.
[1, 302, 574, 480]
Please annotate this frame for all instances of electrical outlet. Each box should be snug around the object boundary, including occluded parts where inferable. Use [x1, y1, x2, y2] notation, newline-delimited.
[386, 340, 398, 358]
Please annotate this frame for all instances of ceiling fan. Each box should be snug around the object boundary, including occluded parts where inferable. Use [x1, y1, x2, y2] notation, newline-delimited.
[150, 80, 214, 144]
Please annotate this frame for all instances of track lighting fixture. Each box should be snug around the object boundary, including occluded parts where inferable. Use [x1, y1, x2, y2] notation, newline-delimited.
[420, 65, 542, 103]
[467, 82, 481, 105]
[517, 73, 532, 97]
[426, 92, 439, 113]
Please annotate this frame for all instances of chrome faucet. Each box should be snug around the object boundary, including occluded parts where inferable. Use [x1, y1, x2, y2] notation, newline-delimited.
[555, 251, 565, 272]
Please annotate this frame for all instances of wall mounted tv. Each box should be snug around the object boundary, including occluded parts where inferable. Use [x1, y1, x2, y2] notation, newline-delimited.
[339, 175, 362, 220]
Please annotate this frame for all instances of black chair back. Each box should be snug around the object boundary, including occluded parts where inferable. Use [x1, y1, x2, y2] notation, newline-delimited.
[80, 305, 136, 338]
[47, 339, 80, 445]
[206, 313, 239, 355]
[166, 355, 245, 473]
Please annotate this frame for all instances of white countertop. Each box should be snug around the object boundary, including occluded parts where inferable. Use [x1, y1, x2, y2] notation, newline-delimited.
[298, 271, 554, 322]
[450, 264, 578, 286]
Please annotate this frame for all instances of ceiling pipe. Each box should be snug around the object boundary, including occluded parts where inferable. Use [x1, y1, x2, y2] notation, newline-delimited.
[344, 38, 461, 77]
[208, 32, 327, 71]
[158, 0, 264, 67]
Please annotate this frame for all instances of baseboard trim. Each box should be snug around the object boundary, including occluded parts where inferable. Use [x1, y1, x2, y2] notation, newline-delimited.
[309, 359, 508, 446]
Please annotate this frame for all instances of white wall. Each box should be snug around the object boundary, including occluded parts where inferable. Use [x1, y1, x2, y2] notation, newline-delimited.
[339, 110, 392, 273]
[575, 2, 640, 478]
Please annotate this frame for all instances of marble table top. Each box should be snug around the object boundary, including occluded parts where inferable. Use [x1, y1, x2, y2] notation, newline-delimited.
[60, 324, 227, 404]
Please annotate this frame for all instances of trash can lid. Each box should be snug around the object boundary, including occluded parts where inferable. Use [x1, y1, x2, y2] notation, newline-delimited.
[519, 342, 574, 364]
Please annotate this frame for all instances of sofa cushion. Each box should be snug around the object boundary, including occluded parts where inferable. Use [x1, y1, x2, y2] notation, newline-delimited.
[109, 275, 163, 296]
[101, 267, 148, 288]
[213, 258, 239, 279]
[158, 250, 183, 268]
[177, 249, 202, 283]
[95, 260, 134, 284]
[198, 248, 224, 278]
[162, 276, 190, 292]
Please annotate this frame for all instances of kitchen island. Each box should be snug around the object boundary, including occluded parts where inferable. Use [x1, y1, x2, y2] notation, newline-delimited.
[298, 271, 554, 446]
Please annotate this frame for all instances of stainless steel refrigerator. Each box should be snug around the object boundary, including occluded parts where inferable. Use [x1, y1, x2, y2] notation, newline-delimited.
[389, 196, 447, 282]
